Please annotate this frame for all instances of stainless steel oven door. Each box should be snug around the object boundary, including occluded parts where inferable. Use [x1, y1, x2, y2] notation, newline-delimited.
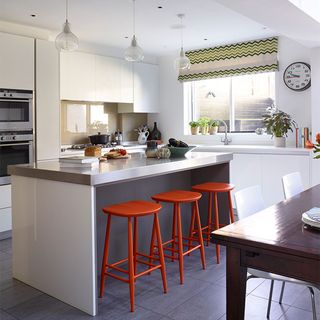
[0, 98, 33, 131]
[0, 141, 33, 185]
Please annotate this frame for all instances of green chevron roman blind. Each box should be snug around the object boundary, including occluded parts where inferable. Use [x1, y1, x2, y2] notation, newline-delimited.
[178, 37, 278, 82]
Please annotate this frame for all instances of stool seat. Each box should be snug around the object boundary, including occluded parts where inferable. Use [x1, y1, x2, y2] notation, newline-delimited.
[192, 182, 234, 193]
[152, 190, 202, 203]
[103, 200, 161, 217]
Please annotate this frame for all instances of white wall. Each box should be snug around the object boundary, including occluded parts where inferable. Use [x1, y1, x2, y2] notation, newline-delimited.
[149, 36, 312, 146]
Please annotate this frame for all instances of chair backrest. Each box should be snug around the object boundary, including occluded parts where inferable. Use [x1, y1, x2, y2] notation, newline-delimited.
[234, 185, 266, 220]
[282, 172, 303, 199]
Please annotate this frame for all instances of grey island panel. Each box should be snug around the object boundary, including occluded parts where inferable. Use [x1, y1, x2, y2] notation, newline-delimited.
[8, 152, 233, 186]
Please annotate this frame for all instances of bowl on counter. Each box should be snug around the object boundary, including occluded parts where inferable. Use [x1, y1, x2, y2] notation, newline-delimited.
[167, 145, 196, 158]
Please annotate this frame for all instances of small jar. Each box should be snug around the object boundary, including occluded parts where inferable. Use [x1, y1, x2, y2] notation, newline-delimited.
[145, 140, 158, 158]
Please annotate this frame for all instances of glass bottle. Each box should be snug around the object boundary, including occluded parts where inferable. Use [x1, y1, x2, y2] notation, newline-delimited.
[149, 122, 161, 141]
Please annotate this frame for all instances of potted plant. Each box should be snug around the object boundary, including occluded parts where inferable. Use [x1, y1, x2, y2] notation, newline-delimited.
[209, 120, 219, 135]
[197, 117, 211, 135]
[189, 121, 199, 135]
[262, 108, 296, 147]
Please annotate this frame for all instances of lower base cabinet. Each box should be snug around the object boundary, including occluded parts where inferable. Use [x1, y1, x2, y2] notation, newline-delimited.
[0, 184, 12, 236]
[230, 153, 310, 207]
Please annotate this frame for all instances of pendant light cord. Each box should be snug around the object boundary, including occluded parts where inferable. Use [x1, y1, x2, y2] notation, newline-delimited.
[133, 0, 136, 36]
[66, 0, 69, 22]
[180, 16, 184, 50]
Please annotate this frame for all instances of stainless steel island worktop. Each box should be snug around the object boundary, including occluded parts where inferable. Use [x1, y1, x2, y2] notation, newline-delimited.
[9, 151, 232, 186]
[9, 151, 233, 316]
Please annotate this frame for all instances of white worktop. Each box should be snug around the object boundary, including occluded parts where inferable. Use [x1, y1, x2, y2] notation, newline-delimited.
[195, 144, 313, 156]
[9, 151, 233, 186]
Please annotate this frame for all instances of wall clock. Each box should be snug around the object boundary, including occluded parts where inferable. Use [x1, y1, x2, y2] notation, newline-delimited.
[283, 62, 311, 91]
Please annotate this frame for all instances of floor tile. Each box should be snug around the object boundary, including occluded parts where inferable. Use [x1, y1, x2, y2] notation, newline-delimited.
[278, 306, 314, 320]
[0, 281, 43, 310]
[0, 309, 17, 320]
[245, 295, 289, 320]
[6, 293, 71, 320]
[0, 239, 12, 254]
[134, 277, 210, 316]
[166, 283, 226, 320]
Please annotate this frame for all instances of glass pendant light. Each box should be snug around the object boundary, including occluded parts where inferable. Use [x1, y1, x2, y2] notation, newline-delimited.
[125, 0, 144, 62]
[174, 14, 190, 70]
[55, 0, 79, 52]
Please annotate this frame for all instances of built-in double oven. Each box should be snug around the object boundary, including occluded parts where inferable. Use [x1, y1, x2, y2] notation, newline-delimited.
[0, 89, 34, 185]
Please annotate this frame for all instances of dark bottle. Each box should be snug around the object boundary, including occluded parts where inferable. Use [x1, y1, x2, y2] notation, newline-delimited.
[149, 122, 161, 141]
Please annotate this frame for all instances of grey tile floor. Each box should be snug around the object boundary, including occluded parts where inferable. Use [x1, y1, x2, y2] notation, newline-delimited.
[0, 238, 319, 319]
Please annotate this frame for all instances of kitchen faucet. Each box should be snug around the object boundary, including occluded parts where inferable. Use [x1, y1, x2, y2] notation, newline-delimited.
[219, 120, 232, 145]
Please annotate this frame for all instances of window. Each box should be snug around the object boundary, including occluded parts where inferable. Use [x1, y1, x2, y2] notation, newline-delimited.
[188, 72, 275, 132]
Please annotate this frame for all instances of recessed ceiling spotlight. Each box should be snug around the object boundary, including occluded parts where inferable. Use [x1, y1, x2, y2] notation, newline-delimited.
[30, 14, 36, 17]
[204, 38, 208, 41]
[158, 6, 163, 9]
[262, 26, 267, 30]
[124, 36, 129, 39]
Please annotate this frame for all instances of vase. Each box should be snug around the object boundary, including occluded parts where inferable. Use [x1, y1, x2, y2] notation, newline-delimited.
[149, 122, 161, 141]
[190, 127, 199, 135]
[138, 131, 149, 144]
[209, 126, 218, 135]
[274, 136, 286, 147]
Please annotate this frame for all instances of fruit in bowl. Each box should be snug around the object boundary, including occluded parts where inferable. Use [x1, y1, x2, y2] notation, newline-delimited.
[167, 138, 196, 157]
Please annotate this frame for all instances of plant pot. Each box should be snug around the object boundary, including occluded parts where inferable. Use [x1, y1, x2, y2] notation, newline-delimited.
[200, 126, 209, 135]
[209, 126, 218, 135]
[274, 136, 286, 147]
[190, 127, 199, 135]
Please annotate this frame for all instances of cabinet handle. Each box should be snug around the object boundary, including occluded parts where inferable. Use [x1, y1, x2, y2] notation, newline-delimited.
[246, 251, 260, 258]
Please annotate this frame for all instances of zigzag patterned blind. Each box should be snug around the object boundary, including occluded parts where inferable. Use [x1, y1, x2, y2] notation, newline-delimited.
[178, 37, 278, 82]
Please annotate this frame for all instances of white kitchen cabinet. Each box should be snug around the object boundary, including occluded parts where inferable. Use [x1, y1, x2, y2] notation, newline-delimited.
[133, 62, 159, 113]
[95, 55, 121, 102]
[0, 185, 12, 235]
[60, 51, 95, 101]
[36, 39, 60, 161]
[261, 155, 310, 206]
[120, 60, 134, 103]
[230, 153, 311, 207]
[0, 32, 34, 90]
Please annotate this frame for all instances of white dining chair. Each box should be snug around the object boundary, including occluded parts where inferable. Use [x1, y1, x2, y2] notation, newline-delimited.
[282, 171, 303, 199]
[234, 185, 319, 320]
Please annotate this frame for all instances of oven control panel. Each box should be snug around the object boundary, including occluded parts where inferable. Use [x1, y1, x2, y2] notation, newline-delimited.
[0, 134, 33, 142]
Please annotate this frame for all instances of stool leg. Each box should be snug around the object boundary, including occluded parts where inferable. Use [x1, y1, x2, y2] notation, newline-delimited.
[228, 191, 235, 223]
[213, 192, 220, 264]
[194, 201, 206, 270]
[171, 205, 177, 262]
[100, 214, 112, 298]
[148, 219, 156, 274]
[154, 213, 167, 294]
[133, 217, 138, 277]
[128, 217, 135, 312]
[176, 203, 184, 284]
[207, 192, 213, 246]
[187, 204, 196, 255]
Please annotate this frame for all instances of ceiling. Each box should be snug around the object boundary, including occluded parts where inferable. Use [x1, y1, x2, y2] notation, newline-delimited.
[0, 0, 275, 56]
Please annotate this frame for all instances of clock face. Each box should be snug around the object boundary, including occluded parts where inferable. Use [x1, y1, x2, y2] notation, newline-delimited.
[283, 62, 311, 91]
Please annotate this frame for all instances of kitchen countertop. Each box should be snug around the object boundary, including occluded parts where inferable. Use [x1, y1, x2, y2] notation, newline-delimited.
[195, 144, 313, 155]
[9, 151, 233, 186]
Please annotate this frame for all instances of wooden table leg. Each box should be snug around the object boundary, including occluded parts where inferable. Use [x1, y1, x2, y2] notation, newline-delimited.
[226, 247, 247, 320]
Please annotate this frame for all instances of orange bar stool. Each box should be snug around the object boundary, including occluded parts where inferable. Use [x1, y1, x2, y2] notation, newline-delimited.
[151, 190, 206, 285]
[191, 182, 235, 264]
[99, 200, 167, 312]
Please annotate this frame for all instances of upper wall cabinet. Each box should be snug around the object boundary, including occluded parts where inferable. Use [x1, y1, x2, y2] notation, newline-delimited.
[0, 33, 34, 90]
[60, 52, 133, 103]
[60, 52, 95, 101]
[133, 63, 159, 113]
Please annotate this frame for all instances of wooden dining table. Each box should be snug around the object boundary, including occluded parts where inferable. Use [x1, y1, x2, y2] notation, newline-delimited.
[212, 185, 320, 320]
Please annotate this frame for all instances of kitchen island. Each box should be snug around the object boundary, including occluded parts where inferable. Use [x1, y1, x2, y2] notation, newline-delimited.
[9, 151, 232, 316]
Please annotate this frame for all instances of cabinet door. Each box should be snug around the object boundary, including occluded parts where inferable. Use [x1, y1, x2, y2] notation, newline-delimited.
[0, 32, 34, 90]
[133, 63, 159, 113]
[261, 155, 310, 206]
[95, 55, 121, 102]
[36, 40, 60, 161]
[120, 60, 133, 103]
[60, 52, 95, 101]
[0, 207, 12, 233]
[230, 154, 262, 206]
[0, 185, 11, 209]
